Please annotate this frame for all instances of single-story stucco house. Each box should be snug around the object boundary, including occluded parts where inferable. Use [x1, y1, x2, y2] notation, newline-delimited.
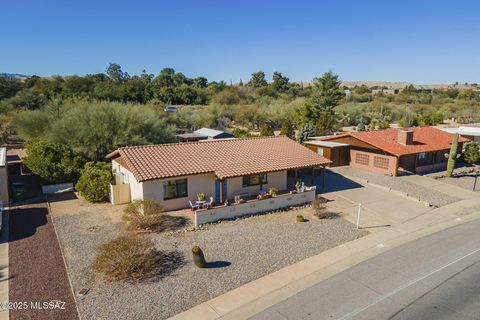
[106, 136, 331, 212]
[309, 126, 468, 176]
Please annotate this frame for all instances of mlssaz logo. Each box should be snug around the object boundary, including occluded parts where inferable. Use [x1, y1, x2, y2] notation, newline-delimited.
[30, 301, 66, 310]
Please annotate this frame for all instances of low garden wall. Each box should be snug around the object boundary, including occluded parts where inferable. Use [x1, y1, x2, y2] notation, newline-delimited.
[41, 182, 74, 194]
[194, 189, 316, 226]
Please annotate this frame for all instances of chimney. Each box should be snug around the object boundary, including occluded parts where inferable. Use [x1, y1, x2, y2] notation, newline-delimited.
[398, 130, 414, 145]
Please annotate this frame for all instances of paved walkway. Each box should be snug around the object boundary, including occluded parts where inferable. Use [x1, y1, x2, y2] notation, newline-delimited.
[170, 175, 480, 320]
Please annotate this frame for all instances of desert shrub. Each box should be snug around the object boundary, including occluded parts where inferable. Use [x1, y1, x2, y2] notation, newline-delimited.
[464, 142, 480, 164]
[75, 162, 112, 202]
[123, 199, 186, 232]
[92, 235, 182, 282]
[23, 138, 83, 184]
[312, 196, 329, 219]
[296, 214, 305, 222]
[231, 128, 251, 138]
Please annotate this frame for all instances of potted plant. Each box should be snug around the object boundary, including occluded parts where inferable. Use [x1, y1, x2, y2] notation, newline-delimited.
[268, 187, 278, 197]
[197, 192, 206, 201]
[258, 189, 270, 200]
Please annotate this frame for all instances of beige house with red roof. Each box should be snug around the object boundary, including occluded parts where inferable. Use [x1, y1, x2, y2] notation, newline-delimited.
[106, 137, 331, 215]
[308, 127, 468, 176]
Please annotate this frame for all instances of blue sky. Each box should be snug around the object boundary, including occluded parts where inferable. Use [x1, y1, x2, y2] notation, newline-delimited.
[1, 0, 479, 84]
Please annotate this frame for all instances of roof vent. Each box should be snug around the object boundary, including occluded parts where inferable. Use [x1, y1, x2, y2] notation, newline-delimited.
[398, 130, 414, 145]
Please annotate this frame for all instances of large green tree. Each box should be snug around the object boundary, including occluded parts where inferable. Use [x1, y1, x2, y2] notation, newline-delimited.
[296, 71, 343, 133]
[271, 72, 289, 92]
[23, 138, 84, 184]
[248, 71, 268, 87]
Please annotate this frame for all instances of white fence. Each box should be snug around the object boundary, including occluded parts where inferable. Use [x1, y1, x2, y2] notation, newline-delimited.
[194, 189, 316, 226]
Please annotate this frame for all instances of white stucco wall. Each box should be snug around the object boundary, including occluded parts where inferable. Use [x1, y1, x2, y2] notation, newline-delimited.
[112, 160, 143, 201]
[195, 189, 315, 226]
[143, 172, 216, 210]
[226, 170, 287, 199]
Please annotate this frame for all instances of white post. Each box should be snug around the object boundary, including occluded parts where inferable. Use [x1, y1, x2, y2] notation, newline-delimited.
[356, 203, 362, 229]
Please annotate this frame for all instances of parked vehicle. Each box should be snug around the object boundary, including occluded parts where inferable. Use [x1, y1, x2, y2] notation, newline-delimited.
[163, 106, 178, 112]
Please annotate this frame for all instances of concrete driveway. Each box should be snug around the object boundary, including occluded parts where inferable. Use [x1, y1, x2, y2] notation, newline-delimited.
[319, 171, 433, 229]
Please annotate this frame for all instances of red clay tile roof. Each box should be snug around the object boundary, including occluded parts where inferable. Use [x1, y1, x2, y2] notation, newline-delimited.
[318, 127, 469, 157]
[106, 136, 331, 182]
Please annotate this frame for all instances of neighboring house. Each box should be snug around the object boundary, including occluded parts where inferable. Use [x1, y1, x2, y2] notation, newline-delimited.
[304, 140, 350, 167]
[0, 148, 8, 206]
[176, 127, 235, 142]
[372, 89, 399, 95]
[106, 136, 331, 211]
[442, 124, 480, 143]
[311, 127, 468, 176]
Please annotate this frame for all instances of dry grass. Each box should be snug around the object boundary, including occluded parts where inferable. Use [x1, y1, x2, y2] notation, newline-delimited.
[92, 235, 184, 283]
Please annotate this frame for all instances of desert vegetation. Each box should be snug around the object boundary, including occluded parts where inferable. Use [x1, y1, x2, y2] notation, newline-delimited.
[2, 64, 480, 201]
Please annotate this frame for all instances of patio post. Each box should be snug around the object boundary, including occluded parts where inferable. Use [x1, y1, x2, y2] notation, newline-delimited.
[219, 179, 224, 204]
[322, 166, 326, 191]
[310, 166, 315, 186]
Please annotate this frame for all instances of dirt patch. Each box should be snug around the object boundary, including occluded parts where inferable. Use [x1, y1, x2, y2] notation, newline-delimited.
[9, 201, 78, 320]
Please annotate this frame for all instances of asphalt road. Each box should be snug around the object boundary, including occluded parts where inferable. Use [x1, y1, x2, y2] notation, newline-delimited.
[250, 218, 480, 320]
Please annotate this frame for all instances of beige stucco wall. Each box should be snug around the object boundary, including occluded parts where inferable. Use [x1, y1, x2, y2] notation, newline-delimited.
[226, 170, 287, 199]
[0, 167, 8, 205]
[112, 160, 143, 201]
[143, 172, 216, 210]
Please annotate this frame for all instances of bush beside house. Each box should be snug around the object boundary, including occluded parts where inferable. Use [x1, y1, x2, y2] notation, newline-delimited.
[75, 161, 112, 202]
[23, 138, 83, 184]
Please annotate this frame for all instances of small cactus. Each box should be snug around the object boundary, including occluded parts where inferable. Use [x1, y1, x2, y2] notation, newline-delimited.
[444, 133, 461, 177]
[192, 246, 206, 268]
[296, 215, 305, 223]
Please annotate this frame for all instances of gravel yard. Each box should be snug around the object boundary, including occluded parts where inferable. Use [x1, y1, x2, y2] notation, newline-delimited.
[50, 194, 367, 320]
[331, 167, 460, 207]
[427, 167, 480, 192]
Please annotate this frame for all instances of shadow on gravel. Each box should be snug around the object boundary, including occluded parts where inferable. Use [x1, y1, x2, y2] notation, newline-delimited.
[9, 206, 48, 242]
[205, 261, 231, 269]
[159, 215, 189, 232]
[155, 250, 186, 280]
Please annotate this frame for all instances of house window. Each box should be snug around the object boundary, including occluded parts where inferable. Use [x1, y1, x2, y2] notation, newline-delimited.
[317, 148, 324, 156]
[163, 179, 188, 200]
[243, 173, 267, 187]
[418, 152, 427, 160]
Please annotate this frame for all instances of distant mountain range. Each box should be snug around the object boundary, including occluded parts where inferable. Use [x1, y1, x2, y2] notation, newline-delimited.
[0, 73, 29, 80]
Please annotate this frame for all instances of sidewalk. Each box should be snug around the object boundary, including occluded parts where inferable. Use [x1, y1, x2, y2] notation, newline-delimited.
[170, 195, 480, 320]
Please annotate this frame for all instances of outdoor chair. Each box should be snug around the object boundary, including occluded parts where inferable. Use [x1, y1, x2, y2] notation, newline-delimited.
[189, 200, 199, 211]
[203, 197, 214, 209]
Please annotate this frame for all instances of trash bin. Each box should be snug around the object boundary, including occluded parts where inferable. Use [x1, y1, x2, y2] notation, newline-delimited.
[11, 182, 25, 202]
